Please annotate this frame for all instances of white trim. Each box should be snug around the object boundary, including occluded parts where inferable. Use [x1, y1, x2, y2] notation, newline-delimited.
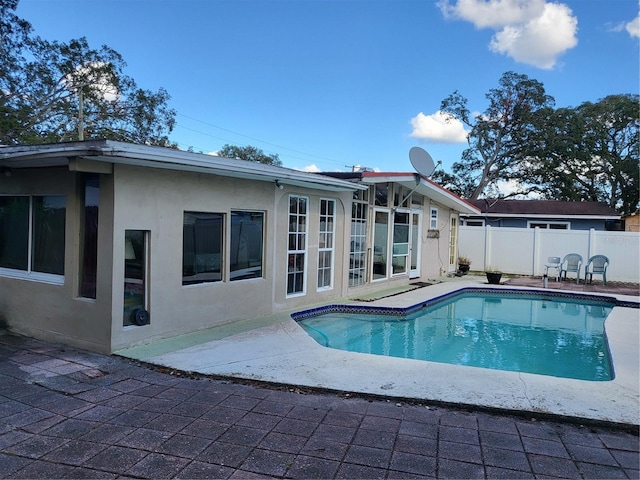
[0, 140, 366, 193]
[527, 221, 570, 229]
[463, 219, 485, 227]
[430, 207, 438, 230]
[317, 198, 335, 291]
[371, 208, 390, 282]
[0, 267, 64, 285]
[286, 195, 308, 297]
[463, 213, 618, 220]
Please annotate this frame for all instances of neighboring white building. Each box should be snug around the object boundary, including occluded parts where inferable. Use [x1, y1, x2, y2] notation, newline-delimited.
[0, 140, 479, 353]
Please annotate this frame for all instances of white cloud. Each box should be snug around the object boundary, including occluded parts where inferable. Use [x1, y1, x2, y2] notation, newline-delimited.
[438, 0, 546, 29]
[490, 3, 577, 69]
[626, 13, 640, 38]
[438, 0, 578, 69]
[64, 62, 119, 101]
[299, 164, 321, 172]
[409, 111, 469, 143]
[496, 179, 543, 198]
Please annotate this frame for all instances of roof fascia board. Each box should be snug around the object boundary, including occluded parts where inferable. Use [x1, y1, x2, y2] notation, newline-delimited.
[460, 212, 620, 220]
[1, 140, 365, 192]
[358, 172, 480, 214]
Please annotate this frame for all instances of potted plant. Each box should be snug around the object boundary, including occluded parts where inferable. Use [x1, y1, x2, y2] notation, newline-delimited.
[485, 266, 502, 284]
[457, 256, 471, 275]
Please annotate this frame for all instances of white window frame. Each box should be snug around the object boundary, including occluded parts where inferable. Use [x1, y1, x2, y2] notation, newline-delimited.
[317, 198, 335, 291]
[287, 195, 308, 297]
[391, 209, 410, 276]
[430, 207, 438, 230]
[463, 219, 485, 227]
[349, 200, 368, 287]
[527, 221, 570, 230]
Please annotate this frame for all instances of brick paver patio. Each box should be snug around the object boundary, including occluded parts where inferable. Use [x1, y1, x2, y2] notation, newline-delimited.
[0, 332, 638, 479]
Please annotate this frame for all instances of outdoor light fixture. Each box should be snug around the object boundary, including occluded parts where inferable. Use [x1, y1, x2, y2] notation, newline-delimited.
[275, 180, 284, 190]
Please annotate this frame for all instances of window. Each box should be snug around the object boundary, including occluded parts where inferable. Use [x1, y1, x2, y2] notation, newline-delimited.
[124, 230, 149, 327]
[183, 212, 223, 285]
[463, 219, 485, 227]
[317, 199, 335, 290]
[287, 196, 307, 296]
[80, 174, 99, 298]
[349, 201, 367, 286]
[374, 183, 388, 207]
[449, 215, 458, 267]
[392, 211, 410, 275]
[372, 210, 389, 280]
[430, 207, 438, 229]
[528, 222, 569, 230]
[394, 185, 410, 207]
[0, 195, 66, 283]
[230, 211, 264, 281]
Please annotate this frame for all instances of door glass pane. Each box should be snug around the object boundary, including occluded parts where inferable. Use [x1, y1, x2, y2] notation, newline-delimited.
[349, 201, 367, 287]
[392, 211, 409, 275]
[411, 213, 420, 271]
[372, 211, 389, 280]
[124, 230, 148, 326]
[448, 215, 458, 267]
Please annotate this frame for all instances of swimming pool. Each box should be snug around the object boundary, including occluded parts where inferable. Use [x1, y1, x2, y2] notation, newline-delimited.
[296, 290, 615, 381]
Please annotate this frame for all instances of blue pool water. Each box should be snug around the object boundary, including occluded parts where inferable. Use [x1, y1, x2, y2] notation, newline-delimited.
[297, 291, 614, 381]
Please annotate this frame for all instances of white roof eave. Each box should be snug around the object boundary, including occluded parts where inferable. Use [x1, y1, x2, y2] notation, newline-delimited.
[460, 212, 621, 220]
[363, 174, 479, 214]
[0, 140, 365, 192]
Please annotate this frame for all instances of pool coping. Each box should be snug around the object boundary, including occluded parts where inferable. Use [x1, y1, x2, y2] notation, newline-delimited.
[117, 281, 640, 427]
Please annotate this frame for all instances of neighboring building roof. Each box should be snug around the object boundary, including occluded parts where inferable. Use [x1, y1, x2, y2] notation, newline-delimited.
[322, 171, 481, 215]
[0, 140, 365, 192]
[461, 199, 620, 219]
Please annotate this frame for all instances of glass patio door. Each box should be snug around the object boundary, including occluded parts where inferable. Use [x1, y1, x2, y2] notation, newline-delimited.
[392, 210, 410, 275]
[372, 210, 389, 281]
[448, 214, 458, 272]
[410, 210, 422, 278]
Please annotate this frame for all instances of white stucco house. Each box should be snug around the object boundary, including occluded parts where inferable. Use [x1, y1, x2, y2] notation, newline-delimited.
[0, 140, 479, 353]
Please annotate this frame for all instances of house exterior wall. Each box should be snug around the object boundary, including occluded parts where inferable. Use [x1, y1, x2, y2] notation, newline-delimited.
[109, 165, 354, 351]
[624, 213, 640, 232]
[0, 162, 468, 353]
[466, 216, 612, 230]
[0, 167, 115, 353]
[423, 203, 458, 278]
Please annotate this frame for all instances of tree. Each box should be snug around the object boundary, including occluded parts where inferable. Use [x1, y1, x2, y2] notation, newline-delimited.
[439, 71, 555, 199]
[529, 94, 639, 214]
[218, 144, 282, 167]
[0, 0, 176, 146]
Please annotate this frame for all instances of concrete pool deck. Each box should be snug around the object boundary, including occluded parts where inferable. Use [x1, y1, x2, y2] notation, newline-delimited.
[117, 277, 640, 427]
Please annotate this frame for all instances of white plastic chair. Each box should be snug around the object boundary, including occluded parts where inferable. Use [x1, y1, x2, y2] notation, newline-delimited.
[560, 253, 583, 284]
[584, 255, 609, 286]
[544, 256, 561, 282]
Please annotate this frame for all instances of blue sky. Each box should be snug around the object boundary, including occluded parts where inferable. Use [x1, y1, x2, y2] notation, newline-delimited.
[16, 0, 640, 176]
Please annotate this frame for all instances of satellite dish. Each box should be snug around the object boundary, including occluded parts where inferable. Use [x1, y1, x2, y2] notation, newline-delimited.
[409, 147, 436, 176]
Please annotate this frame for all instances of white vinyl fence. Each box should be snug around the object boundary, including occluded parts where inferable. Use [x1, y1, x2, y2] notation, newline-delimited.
[458, 226, 640, 283]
